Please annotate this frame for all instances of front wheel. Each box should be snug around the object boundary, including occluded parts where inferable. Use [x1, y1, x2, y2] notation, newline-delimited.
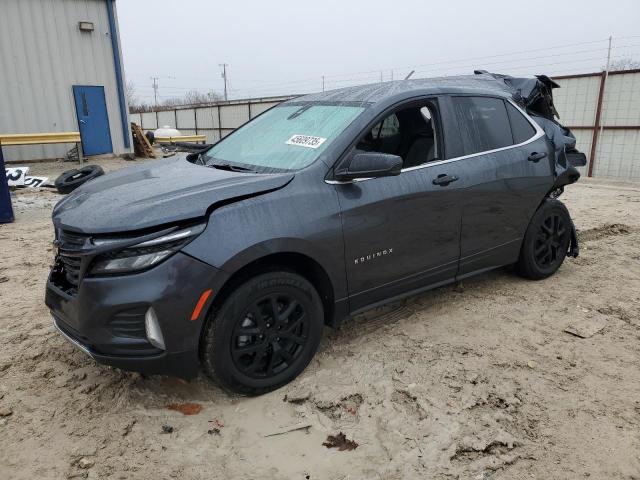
[200, 271, 324, 395]
[516, 198, 573, 280]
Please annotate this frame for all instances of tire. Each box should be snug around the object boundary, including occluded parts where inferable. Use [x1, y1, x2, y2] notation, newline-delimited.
[55, 165, 104, 194]
[201, 271, 324, 395]
[516, 198, 572, 280]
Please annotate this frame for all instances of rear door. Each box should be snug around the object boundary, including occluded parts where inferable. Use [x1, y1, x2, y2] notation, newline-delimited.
[72, 86, 113, 156]
[446, 95, 553, 277]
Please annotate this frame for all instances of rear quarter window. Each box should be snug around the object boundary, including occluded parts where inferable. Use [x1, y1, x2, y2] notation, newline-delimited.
[506, 102, 537, 144]
[452, 96, 513, 155]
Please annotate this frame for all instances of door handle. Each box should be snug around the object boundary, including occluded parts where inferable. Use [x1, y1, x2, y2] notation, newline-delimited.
[528, 151, 547, 162]
[432, 174, 459, 186]
[79, 120, 86, 124]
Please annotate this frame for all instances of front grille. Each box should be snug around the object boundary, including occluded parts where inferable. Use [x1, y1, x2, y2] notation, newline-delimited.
[59, 253, 82, 286]
[52, 230, 91, 292]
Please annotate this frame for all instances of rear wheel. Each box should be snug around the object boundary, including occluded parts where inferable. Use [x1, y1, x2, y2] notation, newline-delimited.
[516, 198, 572, 280]
[201, 271, 324, 395]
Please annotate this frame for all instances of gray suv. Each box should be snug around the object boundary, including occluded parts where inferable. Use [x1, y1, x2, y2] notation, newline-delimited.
[46, 72, 585, 394]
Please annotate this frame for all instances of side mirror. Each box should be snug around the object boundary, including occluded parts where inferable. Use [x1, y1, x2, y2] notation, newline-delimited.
[335, 153, 403, 181]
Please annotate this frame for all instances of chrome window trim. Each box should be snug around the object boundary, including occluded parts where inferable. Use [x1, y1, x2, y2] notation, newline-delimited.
[325, 98, 544, 185]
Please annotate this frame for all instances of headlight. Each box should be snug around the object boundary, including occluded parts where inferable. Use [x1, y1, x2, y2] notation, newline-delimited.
[90, 223, 205, 275]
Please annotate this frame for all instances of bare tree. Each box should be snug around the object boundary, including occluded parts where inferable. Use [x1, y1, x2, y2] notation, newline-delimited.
[129, 103, 153, 113]
[604, 57, 640, 71]
[125, 80, 138, 107]
[128, 89, 224, 113]
[184, 90, 223, 105]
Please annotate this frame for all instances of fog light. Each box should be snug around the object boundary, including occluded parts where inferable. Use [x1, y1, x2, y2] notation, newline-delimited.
[145, 307, 165, 350]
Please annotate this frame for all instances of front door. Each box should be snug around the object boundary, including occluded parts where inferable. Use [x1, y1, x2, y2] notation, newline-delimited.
[72, 86, 113, 156]
[334, 100, 463, 312]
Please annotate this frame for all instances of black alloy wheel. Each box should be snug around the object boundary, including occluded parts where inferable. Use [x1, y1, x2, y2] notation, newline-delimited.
[201, 271, 324, 395]
[231, 293, 308, 378]
[516, 198, 572, 280]
[533, 213, 567, 269]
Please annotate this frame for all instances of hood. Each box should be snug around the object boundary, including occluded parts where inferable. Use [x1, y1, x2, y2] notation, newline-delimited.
[53, 157, 294, 234]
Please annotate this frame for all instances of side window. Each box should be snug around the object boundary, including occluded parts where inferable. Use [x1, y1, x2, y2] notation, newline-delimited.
[356, 114, 401, 155]
[506, 102, 536, 144]
[354, 102, 440, 168]
[370, 114, 400, 140]
[452, 96, 513, 155]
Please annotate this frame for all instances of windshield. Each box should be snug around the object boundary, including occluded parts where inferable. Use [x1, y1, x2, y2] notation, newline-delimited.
[201, 103, 365, 172]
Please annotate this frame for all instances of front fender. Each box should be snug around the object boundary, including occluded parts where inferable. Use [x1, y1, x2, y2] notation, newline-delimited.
[180, 182, 348, 301]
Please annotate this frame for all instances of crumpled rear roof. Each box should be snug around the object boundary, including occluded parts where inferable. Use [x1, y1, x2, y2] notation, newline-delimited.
[293, 74, 515, 105]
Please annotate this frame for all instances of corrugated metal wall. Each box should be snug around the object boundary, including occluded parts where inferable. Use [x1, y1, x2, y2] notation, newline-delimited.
[0, 0, 130, 161]
[129, 97, 292, 144]
[554, 70, 640, 180]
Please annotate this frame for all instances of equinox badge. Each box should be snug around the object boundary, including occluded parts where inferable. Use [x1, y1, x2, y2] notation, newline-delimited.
[354, 248, 393, 265]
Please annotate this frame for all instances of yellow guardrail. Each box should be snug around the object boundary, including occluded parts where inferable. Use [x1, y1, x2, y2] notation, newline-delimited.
[0, 132, 81, 146]
[155, 135, 207, 144]
[0, 132, 84, 165]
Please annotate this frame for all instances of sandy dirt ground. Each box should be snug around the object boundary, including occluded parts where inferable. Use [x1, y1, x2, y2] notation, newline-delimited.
[1, 158, 639, 479]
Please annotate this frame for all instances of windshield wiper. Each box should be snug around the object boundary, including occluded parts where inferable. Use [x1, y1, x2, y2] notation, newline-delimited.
[208, 162, 257, 173]
[287, 104, 312, 120]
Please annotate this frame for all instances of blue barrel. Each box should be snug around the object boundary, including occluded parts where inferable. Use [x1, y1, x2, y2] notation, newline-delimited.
[0, 146, 15, 223]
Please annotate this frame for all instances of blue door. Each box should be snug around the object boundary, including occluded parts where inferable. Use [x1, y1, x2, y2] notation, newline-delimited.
[73, 86, 113, 156]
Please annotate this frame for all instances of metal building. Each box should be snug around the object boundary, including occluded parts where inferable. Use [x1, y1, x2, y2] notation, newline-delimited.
[0, 0, 131, 161]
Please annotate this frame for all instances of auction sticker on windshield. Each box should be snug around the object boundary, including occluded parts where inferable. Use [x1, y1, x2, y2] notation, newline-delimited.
[286, 134, 327, 149]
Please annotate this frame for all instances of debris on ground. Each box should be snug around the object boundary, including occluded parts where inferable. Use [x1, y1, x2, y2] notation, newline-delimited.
[209, 418, 225, 428]
[166, 402, 203, 415]
[0, 407, 13, 417]
[77, 458, 94, 469]
[207, 428, 221, 436]
[131, 123, 156, 159]
[122, 420, 136, 437]
[564, 316, 608, 338]
[263, 423, 312, 437]
[161, 425, 174, 434]
[322, 432, 358, 451]
[283, 391, 311, 404]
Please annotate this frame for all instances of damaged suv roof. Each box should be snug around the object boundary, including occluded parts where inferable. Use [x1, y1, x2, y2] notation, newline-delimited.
[295, 73, 522, 106]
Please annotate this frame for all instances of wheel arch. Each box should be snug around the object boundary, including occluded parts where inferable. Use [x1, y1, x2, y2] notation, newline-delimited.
[206, 250, 337, 330]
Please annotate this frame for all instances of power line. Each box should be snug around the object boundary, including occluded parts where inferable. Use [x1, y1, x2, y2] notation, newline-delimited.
[130, 37, 640, 101]
[162, 42, 639, 95]
[131, 34, 639, 94]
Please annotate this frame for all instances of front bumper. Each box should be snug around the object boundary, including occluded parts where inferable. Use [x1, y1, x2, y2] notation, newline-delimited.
[45, 251, 229, 378]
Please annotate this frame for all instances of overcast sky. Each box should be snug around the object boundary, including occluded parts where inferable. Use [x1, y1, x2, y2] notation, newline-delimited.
[117, 0, 640, 103]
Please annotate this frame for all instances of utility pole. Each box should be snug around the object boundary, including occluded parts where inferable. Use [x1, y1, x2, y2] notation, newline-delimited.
[380, 71, 383, 83]
[322, 75, 325, 92]
[391, 69, 394, 81]
[595, 35, 613, 170]
[219, 63, 228, 101]
[151, 76, 159, 108]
